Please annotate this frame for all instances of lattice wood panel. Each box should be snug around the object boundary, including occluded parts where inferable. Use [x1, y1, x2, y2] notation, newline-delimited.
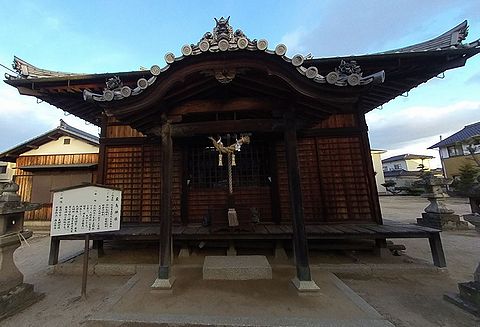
[105, 145, 161, 223]
[186, 140, 272, 224]
[276, 136, 374, 224]
[314, 137, 372, 222]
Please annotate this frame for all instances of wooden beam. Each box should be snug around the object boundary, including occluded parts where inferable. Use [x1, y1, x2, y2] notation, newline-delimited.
[169, 97, 276, 116]
[299, 127, 362, 138]
[284, 112, 312, 282]
[157, 119, 285, 137]
[158, 119, 173, 280]
[17, 86, 43, 97]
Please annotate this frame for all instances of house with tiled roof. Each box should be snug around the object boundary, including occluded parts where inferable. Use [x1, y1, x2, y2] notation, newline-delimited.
[382, 153, 434, 172]
[381, 153, 436, 190]
[0, 120, 99, 230]
[429, 122, 480, 179]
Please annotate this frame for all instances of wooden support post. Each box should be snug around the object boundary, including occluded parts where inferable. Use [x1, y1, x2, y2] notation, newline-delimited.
[97, 112, 108, 185]
[429, 233, 447, 268]
[356, 108, 383, 225]
[374, 238, 388, 257]
[157, 119, 174, 284]
[180, 144, 189, 226]
[92, 240, 104, 258]
[268, 138, 282, 224]
[81, 233, 90, 299]
[48, 237, 60, 265]
[284, 113, 314, 284]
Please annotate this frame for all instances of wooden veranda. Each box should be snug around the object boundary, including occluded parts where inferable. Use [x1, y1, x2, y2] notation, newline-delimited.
[49, 220, 446, 268]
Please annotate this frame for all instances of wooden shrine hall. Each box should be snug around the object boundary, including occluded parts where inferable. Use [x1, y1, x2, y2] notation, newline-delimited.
[4, 18, 480, 288]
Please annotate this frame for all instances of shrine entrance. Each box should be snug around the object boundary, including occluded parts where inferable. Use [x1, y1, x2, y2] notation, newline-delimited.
[183, 134, 278, 229]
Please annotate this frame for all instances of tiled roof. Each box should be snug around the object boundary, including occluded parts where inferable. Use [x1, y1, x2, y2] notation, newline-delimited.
[382, 154, 434, 163]
[429, 121, 480, 148]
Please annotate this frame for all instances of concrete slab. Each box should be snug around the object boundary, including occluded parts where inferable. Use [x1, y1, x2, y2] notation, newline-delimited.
[291, 277, 320, 292]
[203, 255, 272, 280]
[87, 266, 394, 327]
[151, 277, 176, 290]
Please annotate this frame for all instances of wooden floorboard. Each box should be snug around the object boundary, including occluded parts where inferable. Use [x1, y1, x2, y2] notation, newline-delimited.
[54, 221, 440, 241]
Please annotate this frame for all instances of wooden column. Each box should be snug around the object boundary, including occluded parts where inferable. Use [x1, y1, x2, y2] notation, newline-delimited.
[284, 113, 312, 281]
[93, 113, 108, 255]
[96, 113, 108, 185]
[158, 120, 173, 280]
[356, 105, 383, 225]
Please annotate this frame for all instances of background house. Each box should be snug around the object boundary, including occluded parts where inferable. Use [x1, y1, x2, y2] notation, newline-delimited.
[429, 121, 480, 179]
[382, 154, 434, 172]
[382, 153, 437, 190]
[371, 149, 387, 195]
[0, 120, 99, 230]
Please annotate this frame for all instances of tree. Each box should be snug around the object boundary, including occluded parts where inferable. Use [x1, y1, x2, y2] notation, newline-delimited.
[452, 162, 480, 196]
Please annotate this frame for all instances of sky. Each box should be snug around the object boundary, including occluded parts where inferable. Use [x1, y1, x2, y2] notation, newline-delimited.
[0, 0, 479, 167]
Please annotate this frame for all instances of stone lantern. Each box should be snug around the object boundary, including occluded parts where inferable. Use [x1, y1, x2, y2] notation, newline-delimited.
[0, 182, 43, 320]
[416, 175, 468, 230]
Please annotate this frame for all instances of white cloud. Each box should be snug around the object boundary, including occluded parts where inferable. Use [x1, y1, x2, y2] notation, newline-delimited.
[280, 29, 308, 56]
[0, 83, 98, 151]
[367, 100, 480, 147]
[367, 100, 480, 168]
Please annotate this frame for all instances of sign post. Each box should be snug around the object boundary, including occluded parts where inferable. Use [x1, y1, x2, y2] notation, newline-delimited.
[81, 233, 90, 299]
[50, 184, 122, 299]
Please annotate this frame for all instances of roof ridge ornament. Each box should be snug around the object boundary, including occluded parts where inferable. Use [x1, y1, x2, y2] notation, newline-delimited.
[83, 17, 386, 102]
[326, 60, 384, 86]
[8, 56, 82, 79]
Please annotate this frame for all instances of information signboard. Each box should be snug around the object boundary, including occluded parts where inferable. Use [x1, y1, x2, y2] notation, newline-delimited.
[50, 185, 121, 236]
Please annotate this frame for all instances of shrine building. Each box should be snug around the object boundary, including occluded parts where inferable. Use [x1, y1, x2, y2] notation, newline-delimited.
[4, 18, 480, 289]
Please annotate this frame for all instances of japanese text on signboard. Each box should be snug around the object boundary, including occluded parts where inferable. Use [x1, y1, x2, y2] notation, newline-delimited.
[51, 186, 121, 236]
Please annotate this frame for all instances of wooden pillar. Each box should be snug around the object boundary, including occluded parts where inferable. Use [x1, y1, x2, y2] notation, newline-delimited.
[356, 106, 383, 225]
[284, 113, 312, 282]
[96, 113, 108, 185]
[158, 120, 173, 280]
[95, 113, 109, 257]
[180, 143, 189, 226]
[268, 137, 282, 224]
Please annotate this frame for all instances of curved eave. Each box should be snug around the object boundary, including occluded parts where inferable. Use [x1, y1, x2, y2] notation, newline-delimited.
[308, 46, 480, 112]
[99, 51, 367, 110]
[3, 45, 480, 125]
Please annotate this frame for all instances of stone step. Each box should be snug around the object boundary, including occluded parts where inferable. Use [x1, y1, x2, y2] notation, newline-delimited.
[458, 281, 480, 306]
[203, 255, 272, 280]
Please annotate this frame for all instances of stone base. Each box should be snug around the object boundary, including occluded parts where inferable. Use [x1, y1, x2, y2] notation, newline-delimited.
[444, 292, 480, 316]
[0, 283, 44, 321]
[291, 277, 320, 292]
[178, 246, 190, 258]
[417, 212, 468, 230]
[444, 281, 480, 316]
[151, 277, 176, 290]
[464, 214, 480, 233]
[203, 255, 272, 280]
